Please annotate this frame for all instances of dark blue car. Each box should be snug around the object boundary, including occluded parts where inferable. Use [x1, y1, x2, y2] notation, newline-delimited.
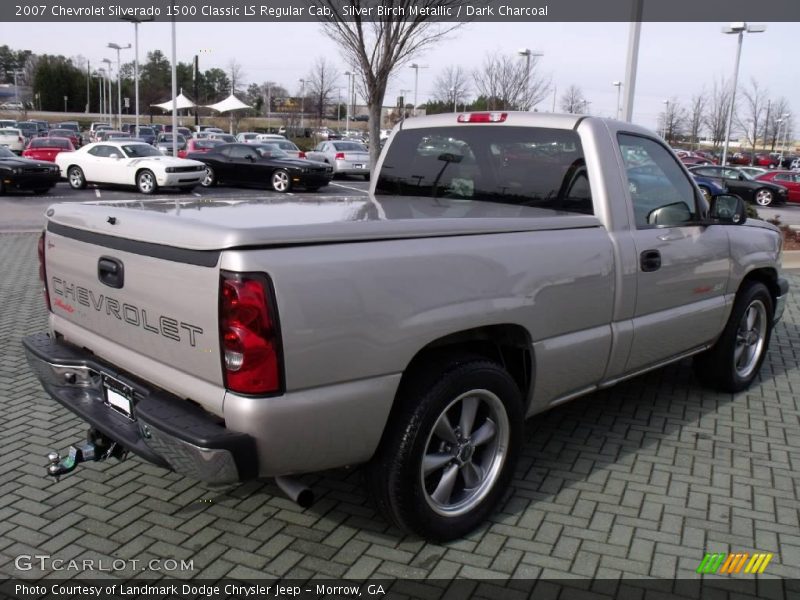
[129, 125, 156, 145]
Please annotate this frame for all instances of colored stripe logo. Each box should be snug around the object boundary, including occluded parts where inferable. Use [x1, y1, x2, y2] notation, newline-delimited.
[697, 553, 773, 574]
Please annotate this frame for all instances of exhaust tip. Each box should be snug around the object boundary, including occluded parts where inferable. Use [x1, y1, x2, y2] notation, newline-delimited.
[275, 476, 314, 508]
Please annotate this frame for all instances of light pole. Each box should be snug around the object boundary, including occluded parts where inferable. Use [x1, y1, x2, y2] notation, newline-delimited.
[121, 17, 153, 135]
[344, 71, 352, 135]
[612, 81, 622, 119]
[98, 68, 105, 117]
[265, 83, 272, 130]
[399, 88, 411, 121]
[662, 99, 670, 140]
[776, 114, 790, 164]
[108, 42, 131, 130]
[410, 63, 428, 117]
[102, 58, 113, 123]
[336, 87, 342, 123]
[63, 96, 68, 112]
[517, 49, 543, 110]
[170, 13, 178, 157]
[299, 78, 306, 131]
[721, 22, 766, 166]
[12, 69, 24, 109]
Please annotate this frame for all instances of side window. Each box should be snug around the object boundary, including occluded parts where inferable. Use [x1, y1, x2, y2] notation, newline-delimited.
[88, 145, 113, 158]
[618, 134, 698, 229]
[228, 145, 255, 159]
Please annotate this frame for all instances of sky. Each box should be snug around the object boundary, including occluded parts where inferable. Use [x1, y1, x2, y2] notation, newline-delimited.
[0, 19, 796, 135]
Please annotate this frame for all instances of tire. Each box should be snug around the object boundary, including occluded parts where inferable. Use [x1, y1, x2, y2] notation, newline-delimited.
[366, 357, 523, 541]
[271, 169, 291, 193]
[754, 188, 774, 207]
[698, 186, 711, 202]
[693, 281, 773, 393]
[136, 169, 157, 195]
[67, 166, 86, 190]
[201, 166, 216, 187]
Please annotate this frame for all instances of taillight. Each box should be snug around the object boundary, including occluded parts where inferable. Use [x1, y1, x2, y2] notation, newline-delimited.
[457, 112, 508, 123]
[219, 271, 282, 395]
[38, 231, 51, 311]
[335, 152, 345, 160]
[298, 151, 306, 158]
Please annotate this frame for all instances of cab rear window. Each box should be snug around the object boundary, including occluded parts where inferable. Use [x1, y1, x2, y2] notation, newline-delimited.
[375, 126, 593, 215]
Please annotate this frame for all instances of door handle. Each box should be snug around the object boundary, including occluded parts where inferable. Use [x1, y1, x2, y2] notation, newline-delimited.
[98, 256, 124, 288]
[640, 249, 661, 272]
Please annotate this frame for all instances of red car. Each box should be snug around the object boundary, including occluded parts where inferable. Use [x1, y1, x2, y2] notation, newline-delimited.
[754, 153, 779, 168]
[756, 171, 800, 203]
[177, 138, 225, 159]
[49, 128, 81, 149]
[22, 136, 75, 162]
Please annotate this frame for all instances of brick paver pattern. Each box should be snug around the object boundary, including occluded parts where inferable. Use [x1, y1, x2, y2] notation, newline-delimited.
[0, 233, 798, 580]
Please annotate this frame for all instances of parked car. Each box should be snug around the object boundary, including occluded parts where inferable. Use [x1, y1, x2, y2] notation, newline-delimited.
[0, 145, 60, 193]
[691, 174, 726, 201]
[755, 171, 800, 203]
[754, 153, 779, 169]
[24, 113, 787, 542]
[254, 133, 287, 143]
[155, 133, 187, 156]
[94, 130, 123, 142]
[49, 128, 82, 150]
[16, 121, 39, 142]
[189, 142, 332, 192]
[164, 125, 192, 138]
[23, 137, 75, 162]
[305, 140, 370, 178]
[688, 165, 788, 206]
[55, 141, 206, 194]
[89, 125, 112, 143]
[176, 138, 224, 159]
[260, 139, 306, 159]
[207, 133, 236, 143]
[30, 120, 50, 136]
[680, 155, 713, 167]
[0, 101, 24, 110]
[56, 122, 81, 135]
[0, 119, 17, 128]
[728, 152, 753, 166]
[0, 127, 26, 153]
[791, 158, 800, 171]
[129, 126, 156, 145]
[235, 132, 260, 143]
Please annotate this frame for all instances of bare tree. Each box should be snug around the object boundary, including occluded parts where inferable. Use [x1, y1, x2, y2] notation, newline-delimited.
[227, 59, 245, 96]
[735, 78, 768, 159]
[432, 65, 470, 110]
[766, 97, 792, 151]
[305, 58, 339, 125]
[559, 85, 587, 114]
[315, 0, 466, 167]
[704, 77, 732, 148]
[658, 98, 687, 144]
[473, 52, 549, 111]
[688, 91, 706, 149]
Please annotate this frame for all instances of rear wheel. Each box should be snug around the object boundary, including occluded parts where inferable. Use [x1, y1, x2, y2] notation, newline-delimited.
[366, 357, 523, 541]
[136, 169, 157, 195]
[755, 188, 774, 207]
[67, 166, 86, 190]
[693, 280, 773, 392]
[271, 169, 291, 193]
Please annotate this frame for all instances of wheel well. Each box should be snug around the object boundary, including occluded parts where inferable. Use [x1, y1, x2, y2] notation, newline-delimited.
[740, 268, 779, 307]
[401, 324, 534, 408]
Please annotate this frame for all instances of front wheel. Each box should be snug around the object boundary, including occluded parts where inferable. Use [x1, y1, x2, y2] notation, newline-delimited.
[367, 358, 523, 541]
[755, 188, 774, 207]
[67, 166, 86, 190]
[201, 166, 216, 187]
[136, 169, 157, 195]
[271, 169, 291, 193]
[693, 281, 773, 392]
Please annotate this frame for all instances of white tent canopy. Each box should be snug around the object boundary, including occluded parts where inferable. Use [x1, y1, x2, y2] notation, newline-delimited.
[151, 91, 196, 111]
[205, 94, 251, 113]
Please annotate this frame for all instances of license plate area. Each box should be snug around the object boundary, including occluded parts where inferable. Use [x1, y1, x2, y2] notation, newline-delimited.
[102, 374, 135, 420]
[353, 163, 364, 169]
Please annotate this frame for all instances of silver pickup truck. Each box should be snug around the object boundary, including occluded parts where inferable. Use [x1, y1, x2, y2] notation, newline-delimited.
[24, 112, 788, 541]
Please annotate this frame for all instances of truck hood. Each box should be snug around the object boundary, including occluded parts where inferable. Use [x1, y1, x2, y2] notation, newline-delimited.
[45, 195, 601, 250]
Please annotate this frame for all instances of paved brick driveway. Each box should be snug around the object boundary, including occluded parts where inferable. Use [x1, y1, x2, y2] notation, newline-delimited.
[0, 232, 798, 581]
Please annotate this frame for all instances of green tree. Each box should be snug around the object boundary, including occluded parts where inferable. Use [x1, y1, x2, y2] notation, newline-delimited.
[32, 55, 85, 111]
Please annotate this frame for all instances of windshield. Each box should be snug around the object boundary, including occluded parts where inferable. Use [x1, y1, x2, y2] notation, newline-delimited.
[136, 127, 154, 136]
[194, 140, 223, 149]
[375, 126, 593, 214]
[158, 134, 186, 144]
[122, 144, 162, 158]
[333, 142, 367, 152]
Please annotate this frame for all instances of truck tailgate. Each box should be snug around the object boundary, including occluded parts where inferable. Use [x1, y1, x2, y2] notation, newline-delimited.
[44, 225, 225, 415]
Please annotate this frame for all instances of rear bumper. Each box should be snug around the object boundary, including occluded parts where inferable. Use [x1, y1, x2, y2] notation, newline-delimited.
[774, 276, 790, 324]
[23, 332, 257, 484]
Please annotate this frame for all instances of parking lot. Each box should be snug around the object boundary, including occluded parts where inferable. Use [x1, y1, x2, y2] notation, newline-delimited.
[0, 223, 798, 583]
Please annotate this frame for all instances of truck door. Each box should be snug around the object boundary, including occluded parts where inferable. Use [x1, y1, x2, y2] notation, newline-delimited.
[618, 133, 731, 372]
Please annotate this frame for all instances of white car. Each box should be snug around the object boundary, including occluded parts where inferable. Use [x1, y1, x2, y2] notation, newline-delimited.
[235, 132, 260, 143]
[256, 139, 306, 159]
[0, 128, 26, 153]
[55, 141, 206, 194]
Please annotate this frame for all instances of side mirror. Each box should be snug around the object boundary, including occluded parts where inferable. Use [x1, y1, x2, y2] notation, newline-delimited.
[709, 194, 746, 225]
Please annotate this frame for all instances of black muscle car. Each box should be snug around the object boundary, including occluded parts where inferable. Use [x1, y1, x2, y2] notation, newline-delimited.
[0, 146, 61, 194]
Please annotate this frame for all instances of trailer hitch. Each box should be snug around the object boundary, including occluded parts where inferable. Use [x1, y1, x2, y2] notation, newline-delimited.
[46, 429, 127, 481]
